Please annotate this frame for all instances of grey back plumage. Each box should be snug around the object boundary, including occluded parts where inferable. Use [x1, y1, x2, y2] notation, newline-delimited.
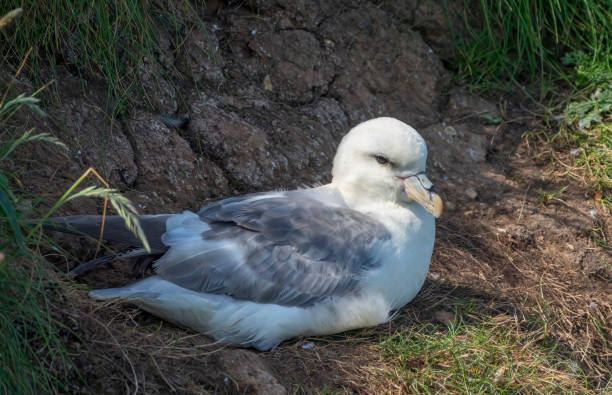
[154, 189, 392, 307]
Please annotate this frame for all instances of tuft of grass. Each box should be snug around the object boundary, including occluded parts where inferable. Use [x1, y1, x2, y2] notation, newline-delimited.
[0, 82, 150, 393]
[452, 0, 611, 94]
[0, 0, 205, 113]
[0, 254, 73, 394]
[538, 185, 568, 205]
[380, 315, 593, 393]
[0, 89, 73, 393]
[564, 123, 612, 204]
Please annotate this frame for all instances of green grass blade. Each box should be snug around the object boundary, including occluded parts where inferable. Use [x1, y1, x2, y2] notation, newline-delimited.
[0, 179, 26, 252]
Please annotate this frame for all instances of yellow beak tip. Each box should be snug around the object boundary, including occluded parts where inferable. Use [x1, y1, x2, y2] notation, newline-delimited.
[431, 194, 444, 218]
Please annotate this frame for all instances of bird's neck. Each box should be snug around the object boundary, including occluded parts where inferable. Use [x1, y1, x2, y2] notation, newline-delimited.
[331, 180, 402, 213]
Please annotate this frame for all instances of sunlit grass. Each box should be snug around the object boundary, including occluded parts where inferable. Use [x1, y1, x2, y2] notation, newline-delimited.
[380, 315, 594, 393]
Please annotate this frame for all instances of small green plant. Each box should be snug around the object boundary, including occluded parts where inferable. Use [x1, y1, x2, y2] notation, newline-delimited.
[587, 227, 611, 250]
[538, 185, 568, 205]
[556, 53, 612, 206]
[564, 88, 612, 129]
[479, 113, 503, 124]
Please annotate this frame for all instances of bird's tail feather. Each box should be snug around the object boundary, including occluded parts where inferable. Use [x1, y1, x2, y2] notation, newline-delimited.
[89, 276, 219, 332]
[68, 247, 155, 277]
[88, 276, 308, 350]
[40, 214, 171, 252]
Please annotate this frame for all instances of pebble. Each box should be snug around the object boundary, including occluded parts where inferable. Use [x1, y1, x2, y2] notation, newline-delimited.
[263, 75, 273, 91]
[301, 342, 315, 350]
[465, 187, 478, 200]
[434, 311, 455, 325]
[443, 126, 458, 137]
[570, 148, 582, 157]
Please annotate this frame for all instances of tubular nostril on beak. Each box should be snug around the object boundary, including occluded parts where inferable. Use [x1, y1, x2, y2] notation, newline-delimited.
[415, 173, 433, 190]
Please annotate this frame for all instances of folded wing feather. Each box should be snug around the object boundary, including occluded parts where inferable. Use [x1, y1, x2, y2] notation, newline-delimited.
[154, 189, 392, 307]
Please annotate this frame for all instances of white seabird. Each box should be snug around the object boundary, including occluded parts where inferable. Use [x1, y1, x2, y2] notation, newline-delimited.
[50, 117, 443, 350]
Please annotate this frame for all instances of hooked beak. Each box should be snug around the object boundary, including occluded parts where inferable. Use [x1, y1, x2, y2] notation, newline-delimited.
[400, 174, 443, 218]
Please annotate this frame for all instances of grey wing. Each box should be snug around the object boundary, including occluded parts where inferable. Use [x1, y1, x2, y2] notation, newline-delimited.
[153, 190, 391, 307]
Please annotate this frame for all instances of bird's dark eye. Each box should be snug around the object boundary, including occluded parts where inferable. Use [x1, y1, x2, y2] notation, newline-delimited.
[374, 155, 389, 165]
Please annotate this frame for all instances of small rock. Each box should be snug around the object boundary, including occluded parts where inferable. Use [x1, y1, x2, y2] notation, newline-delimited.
[589, 302, 598, 310]
[263, 75, 273, 91]
[444, 201, 456, 211]
[492, 366, 507, 384]
[219, 350, 286, 394]
[467, 146, 486, 162]
[446, 87, 500, 120]
[434, 310, 455, 325]
[465, 187, 478, 200]
[430, 273, 440, 280]
[443, 126, 458, 137]
[569, 361, 580, 373]
[566, 243, 575, 250]
[301, 342, 315, 350]
[570, 148, 582, 157]
[589, 209, 597, 218]
[250, 99, 269, 109]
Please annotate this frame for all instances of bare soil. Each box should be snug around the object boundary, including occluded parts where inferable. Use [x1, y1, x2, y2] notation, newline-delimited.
[1, 1, 609, 393]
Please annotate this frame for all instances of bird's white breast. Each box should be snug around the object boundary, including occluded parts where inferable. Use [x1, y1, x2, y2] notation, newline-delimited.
[359, 201, 435, 310]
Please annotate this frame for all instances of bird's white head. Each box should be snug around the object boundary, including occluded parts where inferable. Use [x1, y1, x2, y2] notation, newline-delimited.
[332, 117, 443, 218]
